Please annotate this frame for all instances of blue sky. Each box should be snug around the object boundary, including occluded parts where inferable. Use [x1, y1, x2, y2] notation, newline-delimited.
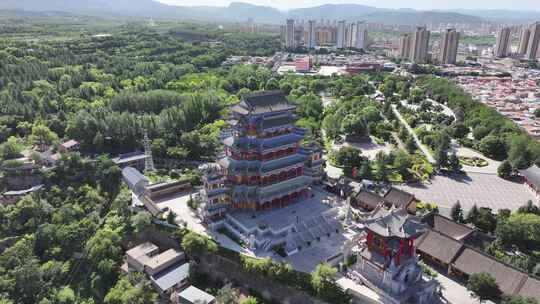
[157, 0, 540, 11]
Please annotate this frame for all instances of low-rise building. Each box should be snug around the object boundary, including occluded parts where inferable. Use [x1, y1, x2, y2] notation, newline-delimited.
[58, 140, 80, 153]
[123, 242, 189, 295]
[415, 214, 540, 300]
[518, 165, 540, 201]
[174, 286, 216, 304]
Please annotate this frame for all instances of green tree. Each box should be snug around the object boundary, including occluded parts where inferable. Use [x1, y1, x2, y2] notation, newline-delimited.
[507, 135, 531, 169]
[502, 295, 539, 304]
[496, 212, 540, 251]
[181, 231, 217, 257]
[498, 160, 513, 179]
[0, 236, 44, 304]
[0, 136, 24, 160]
[240, 296, 259, 304]
[130, 211, 152, 233]
[341, 114, 367, 138]
[475, 208, 497, 233]
[477, 135, 507, 160]
[451, 122, 469, 139]
[30, 124, 58, 150]
[448, 153, 462, 172]
[166, 211, 177, 225]
[215, 284, 239, 304]
[466, 204, 480, 224]
[311, 263, 337, 293]
[55, 286, 76, 304]
[322, 113, 342, 140]
[451, 201, 464, 223]
[104, 277, 157, 304]
[467, 272, 502, 303]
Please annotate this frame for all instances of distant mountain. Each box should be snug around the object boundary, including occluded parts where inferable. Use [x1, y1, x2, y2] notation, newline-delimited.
[288, 4, 383, 21]
[438, 9, 540, 23]
[0, 0, 488, 25]
[0, 0, 186, 18]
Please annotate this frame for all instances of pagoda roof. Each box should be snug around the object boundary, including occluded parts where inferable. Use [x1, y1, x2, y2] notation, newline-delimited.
[223, 132, 304, 150]
[259, 175, 312, 199]
[261, 154, 308, 173]
[364, 207, 425, 238]
[231, 90, 296, 115]
[217, 153, 308, 174]
[261, 115, 295, 129]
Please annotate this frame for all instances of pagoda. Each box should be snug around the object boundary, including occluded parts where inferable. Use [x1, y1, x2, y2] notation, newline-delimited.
[353, 206, 439, 303]
[199, 91, 316, 222]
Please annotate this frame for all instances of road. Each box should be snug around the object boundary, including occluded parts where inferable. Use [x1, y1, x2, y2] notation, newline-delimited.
[391, 104, 436, 164]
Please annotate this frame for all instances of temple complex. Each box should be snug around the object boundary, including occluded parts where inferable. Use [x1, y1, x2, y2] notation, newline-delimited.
[352, 205, 439, 304]
[199, 90, 322, 222]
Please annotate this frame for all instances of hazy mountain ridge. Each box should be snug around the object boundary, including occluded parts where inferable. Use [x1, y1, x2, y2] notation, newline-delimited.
[0, 0, 535, 24]
[436, 9, 540, 23]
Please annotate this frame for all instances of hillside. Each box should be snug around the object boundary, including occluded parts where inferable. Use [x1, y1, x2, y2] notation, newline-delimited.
[0, 0, 487, 25]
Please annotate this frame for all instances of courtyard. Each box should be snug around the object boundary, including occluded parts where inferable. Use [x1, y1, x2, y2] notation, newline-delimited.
[398, 172, 537, 214]
[228, 187, 339, 232]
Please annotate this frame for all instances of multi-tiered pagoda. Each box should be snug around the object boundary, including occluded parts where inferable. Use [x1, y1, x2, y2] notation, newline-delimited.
[199, 91, 320, 222]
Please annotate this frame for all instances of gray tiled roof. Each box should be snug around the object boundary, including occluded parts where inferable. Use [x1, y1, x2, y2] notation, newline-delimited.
[453, 247, 527, 295]
[425, 214, 474, 241]
[238, 90, 296, 115]
[415, 230, 464, 264]
[355, 190, 384, 209]
[364, 207, 425, 238]
[519, 165, 540, 188]
[383, 188, 415, 209]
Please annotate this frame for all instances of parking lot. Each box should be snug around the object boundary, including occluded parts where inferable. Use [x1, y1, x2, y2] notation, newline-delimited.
[398, 172, 536, 214]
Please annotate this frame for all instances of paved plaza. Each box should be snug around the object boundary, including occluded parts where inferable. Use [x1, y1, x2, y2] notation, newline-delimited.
[452, 145, 501, 175]
[277, 229, 352, 273]
[332, 137, 391, 160]
[154, 191, 207, 234]
[229, 187, 338, 231]
[398, 172, 536, 213]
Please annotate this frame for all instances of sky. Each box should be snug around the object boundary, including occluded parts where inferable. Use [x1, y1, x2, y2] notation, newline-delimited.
[157, 0, 540, 11]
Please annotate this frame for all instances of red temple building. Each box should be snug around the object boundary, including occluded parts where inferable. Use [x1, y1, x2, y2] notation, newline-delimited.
[198, 90, 322, 222]
[352, 205, 439, 303]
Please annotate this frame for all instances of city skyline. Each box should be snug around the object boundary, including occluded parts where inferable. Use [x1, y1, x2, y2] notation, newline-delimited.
[157, 0, 540, 11]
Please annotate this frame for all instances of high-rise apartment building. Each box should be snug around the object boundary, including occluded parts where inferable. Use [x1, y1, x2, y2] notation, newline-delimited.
[399, 34, 412, 59]
[355, 21, 368, 50]
[285, 19, 295, 49]
[495, 27, 512, 58]
[519, 27, 531, 55]
[307, 20, 316, 49]
[410, 26, 430, 63]
[346, 22, 356, 48]
[337, 20, 346, 49]
[526, 22, 540, 60]
[439, 28, 459, 64]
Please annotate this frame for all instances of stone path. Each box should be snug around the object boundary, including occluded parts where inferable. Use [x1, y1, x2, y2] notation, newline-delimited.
[392, 104, 436, 164]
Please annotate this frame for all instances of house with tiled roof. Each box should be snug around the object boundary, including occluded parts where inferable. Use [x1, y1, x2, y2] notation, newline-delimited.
[415, 214, 540, 300]
[383, 188, 417, 214]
